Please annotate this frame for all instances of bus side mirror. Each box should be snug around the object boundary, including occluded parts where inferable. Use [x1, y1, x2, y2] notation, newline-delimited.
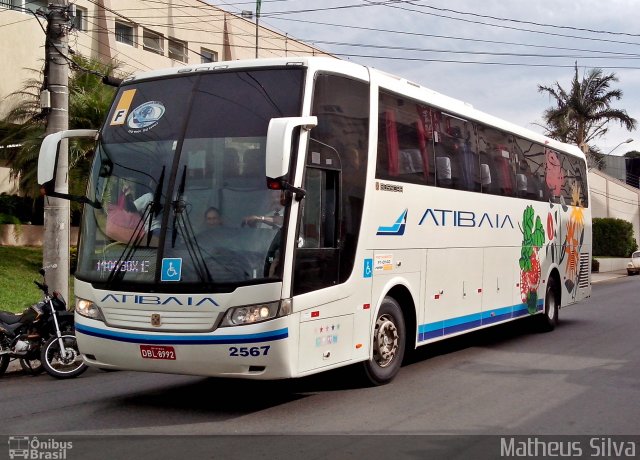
[265, 116, 317, 180]
[38, 129, 98, 185]
[38, 129, 101, 208]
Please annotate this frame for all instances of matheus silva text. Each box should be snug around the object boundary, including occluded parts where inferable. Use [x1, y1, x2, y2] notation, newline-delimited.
[500, 437, 636, 457]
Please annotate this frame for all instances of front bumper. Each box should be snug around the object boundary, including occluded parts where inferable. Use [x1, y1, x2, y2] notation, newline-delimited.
[75, 319, 295, 379]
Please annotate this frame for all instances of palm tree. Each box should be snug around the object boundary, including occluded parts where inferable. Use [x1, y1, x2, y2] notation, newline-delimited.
[538, 64, 636, 165]
[1, 56, 119, 202]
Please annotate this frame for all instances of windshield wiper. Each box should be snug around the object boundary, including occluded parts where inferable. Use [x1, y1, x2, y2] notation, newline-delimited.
[106, 167, 165, 287]
[146, 167, 165, 246]
[171, 165, 214, 283]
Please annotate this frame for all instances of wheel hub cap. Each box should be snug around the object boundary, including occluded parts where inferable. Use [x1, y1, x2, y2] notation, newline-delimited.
[373, 314, 398, 367]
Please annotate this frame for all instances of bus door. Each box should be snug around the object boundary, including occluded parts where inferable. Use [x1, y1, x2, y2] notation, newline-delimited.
[292, 72, 371, 372]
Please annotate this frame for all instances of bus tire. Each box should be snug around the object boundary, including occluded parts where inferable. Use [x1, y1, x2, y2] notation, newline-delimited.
[362, 296, 406, 386]
[540, 277, 559, 332]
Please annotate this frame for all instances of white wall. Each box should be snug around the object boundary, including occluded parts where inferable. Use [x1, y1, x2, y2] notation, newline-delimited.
[589, 169, 640, 245]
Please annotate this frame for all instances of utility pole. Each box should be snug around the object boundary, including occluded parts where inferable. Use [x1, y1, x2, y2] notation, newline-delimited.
[43, 0, 71, 300]
[255, 0, 261, 58]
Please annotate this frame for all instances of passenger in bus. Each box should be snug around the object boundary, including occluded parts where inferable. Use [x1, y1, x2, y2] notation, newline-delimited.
[106, 180, 161, 243]
[242, 191, 285, 228]
[203, 207, 223, 228]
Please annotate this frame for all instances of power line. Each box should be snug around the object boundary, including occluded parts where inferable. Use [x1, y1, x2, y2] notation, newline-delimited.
[264, 17, 640, 57]
[255, 0, 640, 47]
[303, 39, 640, 60]
[368, 1, 640, 48]
[324, 52, 640, 69]
[107, 0, 640, 62]
[393, 1, 640, 38]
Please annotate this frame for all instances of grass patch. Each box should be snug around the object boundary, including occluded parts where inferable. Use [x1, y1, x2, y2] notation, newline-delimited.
[0, 246, 74, 313]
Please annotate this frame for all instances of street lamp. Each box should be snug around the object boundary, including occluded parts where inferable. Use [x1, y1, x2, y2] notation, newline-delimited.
[607, 138, 634, 155]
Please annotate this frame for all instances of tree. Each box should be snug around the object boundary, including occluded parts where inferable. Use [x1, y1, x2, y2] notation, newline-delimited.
[538, 64, 637, 166]
[1, 56, 119, 204]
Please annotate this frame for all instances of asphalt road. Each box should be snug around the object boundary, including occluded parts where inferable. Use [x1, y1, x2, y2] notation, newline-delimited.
[1, 275, 638, 458]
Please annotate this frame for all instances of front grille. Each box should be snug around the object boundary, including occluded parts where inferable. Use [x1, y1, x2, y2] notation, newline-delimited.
[101, 306, 219, 332]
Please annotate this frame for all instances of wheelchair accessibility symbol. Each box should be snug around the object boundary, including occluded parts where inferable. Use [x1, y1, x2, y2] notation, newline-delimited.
[161, 258, 182, 282]
[363, 258, 373, 278]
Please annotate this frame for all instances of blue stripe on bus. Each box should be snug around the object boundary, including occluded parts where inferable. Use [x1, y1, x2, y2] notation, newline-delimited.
[76, 323, 288, 345]
[418, 299, 544, 342]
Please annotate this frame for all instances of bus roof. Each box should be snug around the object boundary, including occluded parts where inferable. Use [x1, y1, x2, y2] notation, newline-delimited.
[123, 57, 585, 161]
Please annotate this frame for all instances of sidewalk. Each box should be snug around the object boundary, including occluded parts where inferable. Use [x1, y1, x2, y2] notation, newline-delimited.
[591, 269, 628, 284]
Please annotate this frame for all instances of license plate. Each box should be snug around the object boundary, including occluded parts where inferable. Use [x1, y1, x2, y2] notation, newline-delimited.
[140, 345, 176, 360]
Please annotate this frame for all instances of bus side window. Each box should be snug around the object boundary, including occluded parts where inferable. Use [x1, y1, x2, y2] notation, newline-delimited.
[438, 114, 479, 192]
[559, 153, 588, 207]
[477, 126, 515, 197]
[376, 91, 436, 187]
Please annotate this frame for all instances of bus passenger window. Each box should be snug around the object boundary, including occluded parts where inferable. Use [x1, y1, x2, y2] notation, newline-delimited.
[477, 126, 515, 197]
[376, 91, 436, 186]
[436, 115, 479, 192]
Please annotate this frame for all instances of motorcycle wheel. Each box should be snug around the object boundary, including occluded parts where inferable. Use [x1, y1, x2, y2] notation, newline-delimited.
[41, 334, 88, 379]
[0, 354, 8, 376]
[20, 357, 44, 375]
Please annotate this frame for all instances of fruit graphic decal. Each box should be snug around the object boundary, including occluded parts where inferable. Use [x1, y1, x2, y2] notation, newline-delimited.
[519, 206, 545, 314]
[563, 182, 586, 296]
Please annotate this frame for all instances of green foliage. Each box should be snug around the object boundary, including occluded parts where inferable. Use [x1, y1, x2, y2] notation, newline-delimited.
[0, 246, 75, 313]
[0, 193, 44, 224]
[0, 213, 20, 225]
[519, 206, 545, 270]
[1, 56, 120, 201]
[0, 246, 43, 313]
[70, 245, 78, 274]
[592, 217, 638, 257]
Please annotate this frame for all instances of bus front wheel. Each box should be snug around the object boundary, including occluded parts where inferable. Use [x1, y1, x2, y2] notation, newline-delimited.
[362, 296, 406, 385]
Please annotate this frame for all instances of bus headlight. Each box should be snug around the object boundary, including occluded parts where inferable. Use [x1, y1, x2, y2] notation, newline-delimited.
[75, 298, 105, 321]
[220, 299, 291, 327]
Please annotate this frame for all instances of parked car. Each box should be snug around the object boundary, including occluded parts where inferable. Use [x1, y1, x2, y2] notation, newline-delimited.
[627, 251, 640, 275]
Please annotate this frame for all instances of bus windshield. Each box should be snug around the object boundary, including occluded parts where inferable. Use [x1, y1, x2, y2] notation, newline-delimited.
[76, 68, 305, 290]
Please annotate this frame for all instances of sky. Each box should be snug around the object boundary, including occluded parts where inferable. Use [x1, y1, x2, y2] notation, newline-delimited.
[213, 0, 640, 156]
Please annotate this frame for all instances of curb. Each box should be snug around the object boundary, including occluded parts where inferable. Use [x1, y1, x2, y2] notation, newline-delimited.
[5, 359, 23, 375]
[591, 270, 628, 284]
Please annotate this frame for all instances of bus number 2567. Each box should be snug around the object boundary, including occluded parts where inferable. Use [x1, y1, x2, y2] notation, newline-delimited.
[229, 346, 271, 357]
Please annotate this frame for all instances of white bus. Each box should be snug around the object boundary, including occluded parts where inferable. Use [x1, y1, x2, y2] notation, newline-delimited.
[38, 57, 591, 385]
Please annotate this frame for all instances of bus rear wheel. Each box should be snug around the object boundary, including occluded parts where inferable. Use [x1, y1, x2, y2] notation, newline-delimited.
[362, 296, 406, 386]
[540, 277, 559, 332]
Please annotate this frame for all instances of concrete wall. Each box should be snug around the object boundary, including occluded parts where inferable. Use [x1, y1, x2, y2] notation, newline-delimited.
[0, 160, 19, 194]
[594, 257, 629, 272]
[0, 225, 79, 246]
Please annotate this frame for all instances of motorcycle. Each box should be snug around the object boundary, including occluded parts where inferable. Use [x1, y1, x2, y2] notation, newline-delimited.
[0, 267, 87, 379]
